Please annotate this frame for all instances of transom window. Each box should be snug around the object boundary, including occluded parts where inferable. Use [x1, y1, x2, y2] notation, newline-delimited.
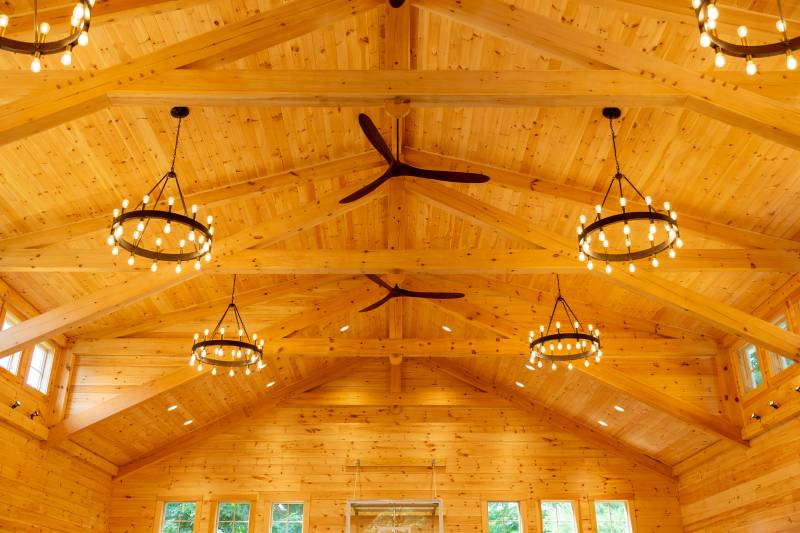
[0, 311, 22, 375]
[161, 501, 196, 533]
[487, 501, 522, 533]
[736, 343, 763, 392]
[767, 315, 795, 374]
[594, 501, 632, 533]
[26, 343, 54, 393]
[541, 501, 577, 533]
[216, 501, 250, 533]
[271, 502, 304, 533]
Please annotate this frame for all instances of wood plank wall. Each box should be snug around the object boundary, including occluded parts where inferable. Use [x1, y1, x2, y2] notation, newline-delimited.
[0, 422, 112, 532]
[677, 417, 800, 532]
[110, 363, 683, 532]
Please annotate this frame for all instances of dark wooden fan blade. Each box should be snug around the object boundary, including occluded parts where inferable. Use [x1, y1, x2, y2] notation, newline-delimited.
[389, 0, 406, 7]
[359, 293, 395, 312]
[399, 289, 465, 299]
[365, 274, 395, 291]
[339, 171, 392, 204]
[400, 163, 489, 183]
[359, 113, 395, 164]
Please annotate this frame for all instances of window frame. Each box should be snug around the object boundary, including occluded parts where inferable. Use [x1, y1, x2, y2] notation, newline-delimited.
[538, 499, 579, 533]
[0, 309, 23, 376]
[269, 500, 308, 533]
[482, 498, 527, 533]
[154, 499, 201, 533]
[26, 341, 55, 394]
[591, 499, 635, 533]
[212, 499, 255, 533]
[734, 341, 767, 396]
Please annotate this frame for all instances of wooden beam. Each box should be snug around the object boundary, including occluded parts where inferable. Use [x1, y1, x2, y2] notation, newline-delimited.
[403, 148, 800, 251]
[114, 359, 362, 479]
[425, 360, 675, 479]
[0, 0, 381, 145]
[0, 180, 380, 357]
[57, 440, 119, 477]
[71, 336, 716, 358]
[105, 69, 686, 107]
[408, 180, 800, 362]
[0, 401, 49, 440]
[49, 285, 381, 445]
[5, 247, 800, 274]
[78, 275, 348, 339]
[413, 0, 800, 150]
[0, 151, 383, 251]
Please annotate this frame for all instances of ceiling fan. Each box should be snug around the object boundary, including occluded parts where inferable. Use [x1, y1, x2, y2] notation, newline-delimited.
[339, 113, 490, 203]
[360, 274, 465, 312]
[389, 0, 406, 6]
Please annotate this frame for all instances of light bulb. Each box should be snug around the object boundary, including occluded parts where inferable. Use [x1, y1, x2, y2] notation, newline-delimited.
[73, 4, 85, 19]
[78, 31, 89, 46]
[127, 256, 134, 266]
[584, 359, 590, 367]
[737, 25, 748, 39]
[164, 222, 171, 234]
[568, 362, 573, 370]
[578, 251, 586, 262]
[620, 196, 627, 207]
[669, 248, 676, 259]
[194, 260, 201, 270]
[587, 260, 594, 271]
[30, 57, 41, 73]
[787, 53, 798, 71]
[39, 21, 51, 35]
[537, 360, 543, 368]
[746, 59, 757, 75]
[699, 32, 711, 48]
[168, 196, 174, 206]
[204, 252, 212, 262]
[133, 231, 140, 239]
[595, 204, 602, 214]
[714, 51, 726, 68]
[211, 367, 217, 376]
[175, 263, 182, 274]
[623, 224, 630, 235]
[651, 257, 659, 268]
[777, 19, 786, 33]
[114, 226, 123, 237]
[663, 201, 671, 211]
[122, 199, 129, 209]
[595, 355, 601, 363]
[136, 221, 145, 232]
[106, 234, 115, 246]
[628, 262, 636, 273]
[551, 362, 557, 371]
[155, 237, 162, 247]
[555, 321, 561, 330]
[0, 14, 8, 27]
[197, 364, 203, 372]
[706, 4, 718, 20]
[112, 246, 119, 256]
[691, 0, 700, 8]
[229, 369, 234, 377]
[579, 214, 586, 224]
[150, 262, 158, 272]
[245, 367, 251, 376]
[61, 50, 73, 66]
[207, 215, 213, 224]
[188, 230, 195, 242]
[676, 238, 684, 248]
[179, 239, 185, 248]
[605, 263, 612, 274]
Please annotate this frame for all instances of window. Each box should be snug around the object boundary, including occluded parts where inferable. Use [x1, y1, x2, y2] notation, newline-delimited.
[271, 503, 304, 533]
[767, 315, 795, 374]
[0, 312, 22, 375]
[26, 343, 54, 393]
[216, 501, 250, 533]
[487, 501, 522, 533]
[541, 501, 577, 533]
[161, 501, 196, 533]
[736, 343, 763, 392]
[594, 501, 632, 533]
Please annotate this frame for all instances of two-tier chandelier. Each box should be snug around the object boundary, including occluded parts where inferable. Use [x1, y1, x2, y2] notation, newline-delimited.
[190, 276, 265, 377]
[576, 108, 682, 274]
[108, 107, 214, 273]
[528, 276, 602, 371]
[0, 1, 93, 72]
[693, 0, 799, 74]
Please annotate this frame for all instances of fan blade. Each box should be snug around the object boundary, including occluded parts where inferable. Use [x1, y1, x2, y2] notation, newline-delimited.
[389, 0, 406, 7]
[398, 289, 465, 299]
[365, 274, 395, 292]
[339, 170, 393, 204]
[359, 114, 396, 164]
[359, 293, 395, 312]
[399, 163, 489, 184]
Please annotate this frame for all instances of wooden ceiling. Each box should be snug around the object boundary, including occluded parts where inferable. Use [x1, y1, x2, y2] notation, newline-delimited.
[1, 0, 800, 480]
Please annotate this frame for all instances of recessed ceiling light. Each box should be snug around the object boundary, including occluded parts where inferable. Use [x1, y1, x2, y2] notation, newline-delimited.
[442, 325, 452, 332]
[266, 381, 276, 388]
[525, 364, 535, 371]
[598, 420, 608, 427]
[167, 404, 178, 412]
[614, 405, 625, 412]
[339, 325, 350, 332]
[183, 419, 193, 426]
[515, 381, 525, 388]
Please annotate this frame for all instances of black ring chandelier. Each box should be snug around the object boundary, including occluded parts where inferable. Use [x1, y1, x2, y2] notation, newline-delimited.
[576, 108, 682, 274]
[0, 1, 93, 72]
[528, 276, 602, 371]
[190, 276, 265, 377]
[108, 107, 214, 273]
[694, 0, 798, 73]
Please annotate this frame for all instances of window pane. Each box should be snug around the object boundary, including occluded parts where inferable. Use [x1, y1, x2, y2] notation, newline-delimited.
[0, 351, 21, 375]
[541, 501, 576, 533]
[737, 344, 763, 392]
[488, 501, 521, 533]
[217, 502, 249, 533]
[594, 501, 631, 533]
[162, 502, 195, 533]
[766, 316, 795, 374]
[271, 503, 302, 533]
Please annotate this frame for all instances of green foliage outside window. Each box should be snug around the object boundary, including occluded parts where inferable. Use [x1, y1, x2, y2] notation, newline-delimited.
[541, 501, 577, 533]
[488, 501, 522, 533]
[162, 502, 196, 533]
[594, 501, 631, 533]
[271, 503, 304, 533]
[216, 502, 250, 533]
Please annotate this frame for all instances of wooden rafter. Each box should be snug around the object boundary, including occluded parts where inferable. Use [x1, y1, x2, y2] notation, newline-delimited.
[413, 0, 800, 150]
[114, 359, 362, 479]
[0, 180, 383, 357]
[0, 0, 382, 146]
[71, 336, 715, 358]
[3, 247, 800, 273]
[408, 180, 800, 362]
[425, 360, 675, 478]
[48, 284, 381, 445]
[403, 148, 800, 251]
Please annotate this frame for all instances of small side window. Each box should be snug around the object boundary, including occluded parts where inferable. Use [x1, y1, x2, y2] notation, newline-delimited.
[161, 501, 196, 532]
[487, 501, 522, 532]
[736, 343, 763, 392]
[0, 311, 22, 375]
[26, 343, 54, 393]
[767, 315, 795, 374]
[541, 500, 577, 533]
[595, 500, 632, 533]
